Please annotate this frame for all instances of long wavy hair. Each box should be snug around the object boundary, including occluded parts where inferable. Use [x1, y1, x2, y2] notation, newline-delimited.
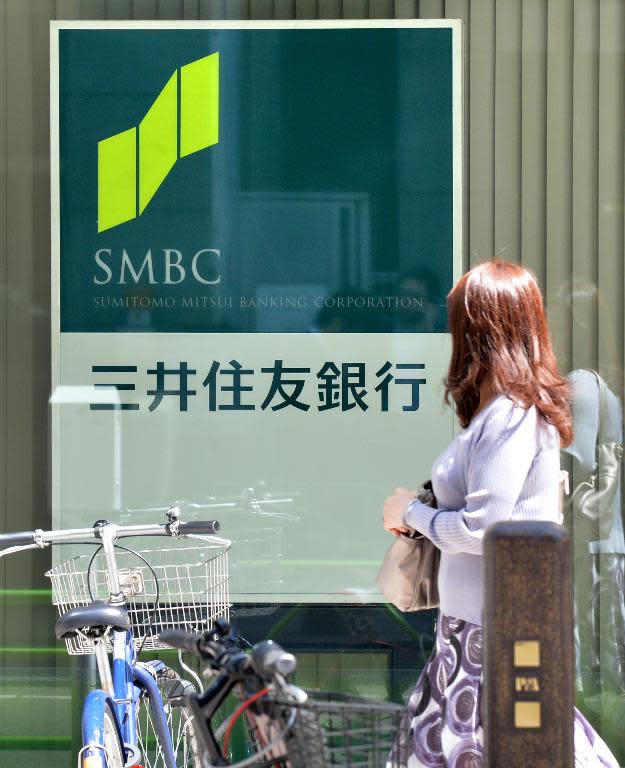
[444, 260, 572, 446]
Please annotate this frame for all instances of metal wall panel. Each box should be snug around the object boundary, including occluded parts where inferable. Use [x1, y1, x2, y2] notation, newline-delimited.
[4, 0, 36, 634]
[597, 0, 625, 387]
[468, 0, 495, 264]
[545, 0, 574, 372]
[0, 0, 7, 648]
[520, 0, 547, 289]
[494, 0, 522, 265]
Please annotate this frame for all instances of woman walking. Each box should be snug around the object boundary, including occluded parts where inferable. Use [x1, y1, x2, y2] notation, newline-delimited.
[383, 261, 619, 767]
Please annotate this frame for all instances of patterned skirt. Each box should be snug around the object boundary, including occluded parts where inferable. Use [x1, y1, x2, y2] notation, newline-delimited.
[401, 613, 619, 768]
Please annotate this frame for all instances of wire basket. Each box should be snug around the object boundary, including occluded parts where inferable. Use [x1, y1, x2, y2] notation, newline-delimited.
[45, 541, 230, 655]
[247, 691, 409, 768]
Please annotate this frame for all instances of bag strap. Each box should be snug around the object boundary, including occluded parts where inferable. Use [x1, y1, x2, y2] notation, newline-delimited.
[589, 369, 623, 465]
[590, 370, 609, 448]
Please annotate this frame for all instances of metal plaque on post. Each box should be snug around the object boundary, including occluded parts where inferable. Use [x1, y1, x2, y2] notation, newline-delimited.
[484, 521, 574, 768]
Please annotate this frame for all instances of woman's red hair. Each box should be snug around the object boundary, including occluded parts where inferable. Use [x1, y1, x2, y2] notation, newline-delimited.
[445, 260, 572, 446]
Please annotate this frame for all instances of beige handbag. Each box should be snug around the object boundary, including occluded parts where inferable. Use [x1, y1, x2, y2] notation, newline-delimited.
[376, 481, 440, 612]
[567, 372, 622, 539]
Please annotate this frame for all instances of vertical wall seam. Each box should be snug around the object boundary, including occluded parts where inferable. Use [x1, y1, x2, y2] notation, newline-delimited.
[491, 0, 496, 258]
[1, 0, 6, 604]
[3, 0, 6, 540]
[594, 0, 600, 368]
[543, 0, 548, 292]
[517, 2, 523, 264]
[465, 0, 470, 271]
[568, 1, 574, 360]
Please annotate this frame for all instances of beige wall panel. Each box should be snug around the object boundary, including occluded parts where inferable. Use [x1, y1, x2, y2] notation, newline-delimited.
[183, 0, 201, 17]
[369, 0, 393, 18]
[342, 0, 368, 18]
[27, 0, 55, 665]
[106, 0, 133, 17]
[595, 4, 625, 711]
[0, 0, 6, 639]
[274, 0, 296, 18]
[220, 0, 250, 18]
[133, 0, 159, 17]
[393, 0, 416, 19]
[545, 0, 573, 372]
[32, 1, 53, 537]
[82, 0, 107, 17]
[158, 0, 185, 16]
[520, 0, 547, 288]
[4, 0, 36, 642]
[494, 0, 521, 264]
[419, 0, 443, 19]
[295, 0, 317, 19]
[446, 0, 470, 269]
[250, 0, 274, 18]
[597, 0, 625, 385]
[56, 0, 83, 17]
[570, 0, 599, 371]
[200, 0, 225, 18]
[318, 0, 340, 16]
[468, 0, 494, 265]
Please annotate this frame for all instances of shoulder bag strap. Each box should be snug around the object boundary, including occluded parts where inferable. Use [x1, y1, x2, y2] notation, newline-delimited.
[590, 370, 607, 460]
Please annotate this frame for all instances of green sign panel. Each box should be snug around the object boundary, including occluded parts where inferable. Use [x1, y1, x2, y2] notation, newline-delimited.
[58, 24, 457, 334]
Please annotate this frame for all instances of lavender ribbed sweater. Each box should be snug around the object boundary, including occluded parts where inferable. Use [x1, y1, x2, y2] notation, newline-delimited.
[405, 395, 561, 626]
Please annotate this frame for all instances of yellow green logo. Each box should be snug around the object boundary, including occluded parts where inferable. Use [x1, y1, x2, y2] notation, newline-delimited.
[97, 53, 219, 233]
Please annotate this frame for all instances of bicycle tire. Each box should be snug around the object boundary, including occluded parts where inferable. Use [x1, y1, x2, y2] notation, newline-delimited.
[136, 667, 201, 768]
[81, 692, 125, 768]
[284, 707, 327, 768]
[102, 702, 126, 768]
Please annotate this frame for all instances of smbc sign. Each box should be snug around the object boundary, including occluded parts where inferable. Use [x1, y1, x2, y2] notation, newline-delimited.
[98, 53, 219, 232]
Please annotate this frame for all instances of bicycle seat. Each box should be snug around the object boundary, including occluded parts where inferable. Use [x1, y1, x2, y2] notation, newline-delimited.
[55, 602, 131, 639]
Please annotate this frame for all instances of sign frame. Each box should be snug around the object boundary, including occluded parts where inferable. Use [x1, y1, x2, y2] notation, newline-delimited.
[50, 19, 463, 601]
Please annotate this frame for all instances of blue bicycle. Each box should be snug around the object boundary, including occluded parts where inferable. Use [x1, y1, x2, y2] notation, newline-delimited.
[0, 509, 231, 767]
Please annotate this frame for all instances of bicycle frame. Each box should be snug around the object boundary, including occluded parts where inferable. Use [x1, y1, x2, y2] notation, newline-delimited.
[82, 626, 178, 768]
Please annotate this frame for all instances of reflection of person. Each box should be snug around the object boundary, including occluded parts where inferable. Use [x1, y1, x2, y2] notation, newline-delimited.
[394, 269, 447, 333]
[553, 278, 625, 716]
[382, 261, 618, 767]
[564, 370, 625, 697]
[313, 289, 393, 333]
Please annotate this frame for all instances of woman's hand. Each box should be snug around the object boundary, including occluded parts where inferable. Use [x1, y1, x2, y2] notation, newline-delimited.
[383, 487, 416, 536]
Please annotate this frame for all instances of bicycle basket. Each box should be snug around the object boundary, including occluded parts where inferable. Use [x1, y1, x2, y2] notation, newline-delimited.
[247, 691, 409, 768]
[45, 541, 230, 655]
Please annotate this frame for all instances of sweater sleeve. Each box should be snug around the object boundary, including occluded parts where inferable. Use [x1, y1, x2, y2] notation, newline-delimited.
[404, 402, 539, 555]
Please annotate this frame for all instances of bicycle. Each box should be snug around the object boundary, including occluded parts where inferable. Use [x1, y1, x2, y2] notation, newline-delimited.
[0, 507, 231, 768]
[159, 621, 409, 768]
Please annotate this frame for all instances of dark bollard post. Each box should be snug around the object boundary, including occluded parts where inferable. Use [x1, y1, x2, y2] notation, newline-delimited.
[483, 521, 574, 768]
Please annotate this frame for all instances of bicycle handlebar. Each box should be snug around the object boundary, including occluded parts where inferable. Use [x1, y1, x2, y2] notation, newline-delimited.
[251, 640, 297, 678]
[176, 520, 220, 536]
[159, 629, 203, 656]
[0, 531, 37, 547]
[160, 625, 297, 680]
[0, 519, 222, 551]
